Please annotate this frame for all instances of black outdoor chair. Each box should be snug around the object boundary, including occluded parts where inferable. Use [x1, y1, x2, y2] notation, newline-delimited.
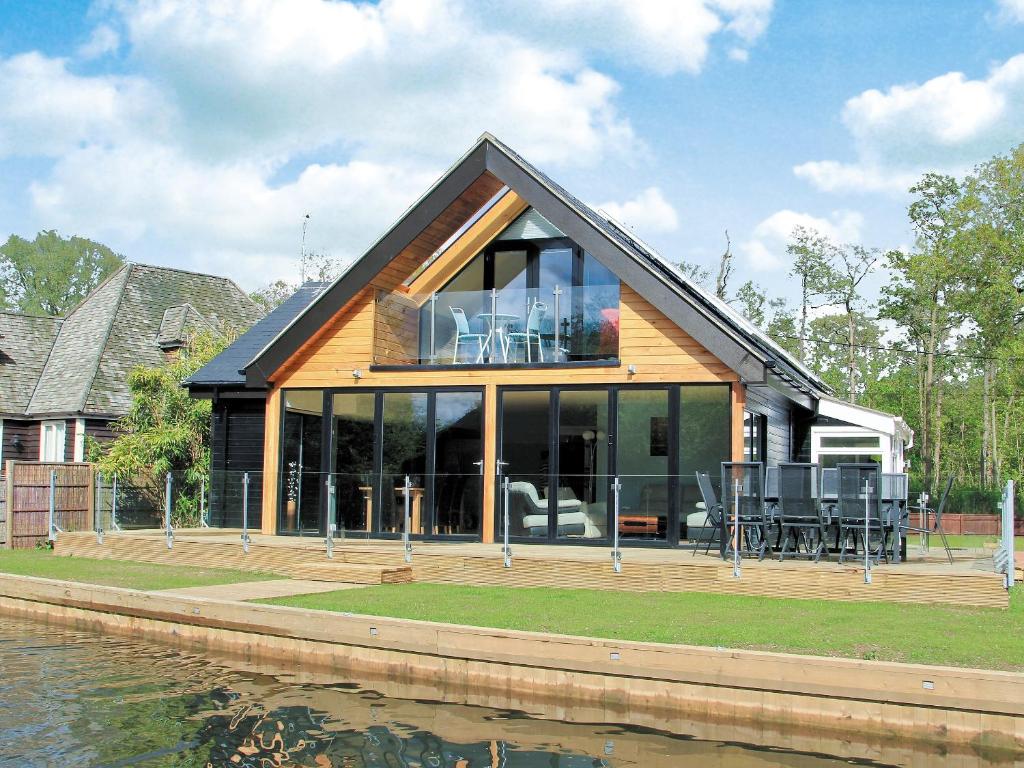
[837, 463, 888, 564]
[882, 472, 910, 561]
[694, 471, 723, 557]
[776, 462, 827, 562]
[902, 475, 955, 565]
[720, 462, 771, 560]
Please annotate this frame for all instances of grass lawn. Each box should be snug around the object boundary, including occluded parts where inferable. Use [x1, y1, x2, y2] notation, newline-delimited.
[266, 583, 1024, 671]
[940, 534, 1024, 550]
[0, 549, 282, 591]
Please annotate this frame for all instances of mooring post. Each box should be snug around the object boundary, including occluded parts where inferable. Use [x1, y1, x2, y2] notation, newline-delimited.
[863, 478, 872, 584]
[502, 475, 512, 568]
[611, 476, 622, 573]
[47, 469, 57, 543]
[733, 478, 741, 579]
[164, 472, 174, 549]
[403, 474, 412, 564]
[241, 472, 250, 554]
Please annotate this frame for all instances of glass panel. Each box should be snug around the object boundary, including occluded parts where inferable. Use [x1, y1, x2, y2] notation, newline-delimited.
[819, 453, 883, 469]
[280, 390, 324, 534]
[575, 252, 619, 361]
[499, 390, 551, 538]
[744, 411, 765, 462]
[420, 255, 487, 363]
[556, 390, 609, 540]
[379, 392, 428, 534]
[332, 392, 376, 534]
[433, 391, 483, 536]
[616, 389, 670, 541]
[540, 247, 573, 363]
[820, 435, 881, 449]
[678, 385, 731, 546]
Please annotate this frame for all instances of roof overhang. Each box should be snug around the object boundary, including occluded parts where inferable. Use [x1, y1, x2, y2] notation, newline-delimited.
[242, 134, 818, 395]
[816, 396, 914, 447]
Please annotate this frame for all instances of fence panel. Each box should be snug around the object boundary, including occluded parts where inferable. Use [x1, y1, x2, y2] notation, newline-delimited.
[8, 462, 93, 548]
[0, 472, 7, 548]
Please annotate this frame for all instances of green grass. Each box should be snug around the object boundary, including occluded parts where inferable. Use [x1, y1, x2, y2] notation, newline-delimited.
[0, 549, 282, 591]
[265, 583, 1024, 671]
[940, 534, 1024, 550]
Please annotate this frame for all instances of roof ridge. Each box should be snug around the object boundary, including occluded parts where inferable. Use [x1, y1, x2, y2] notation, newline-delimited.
[0, 310, 62, 321]
[126, 263, 261, 312]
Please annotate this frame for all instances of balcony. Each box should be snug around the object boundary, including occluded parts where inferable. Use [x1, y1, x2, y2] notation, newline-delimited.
[373, 285, 620, 367]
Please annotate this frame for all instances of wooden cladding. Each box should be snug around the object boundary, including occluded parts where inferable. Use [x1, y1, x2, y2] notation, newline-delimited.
[372, 289, 419, 365]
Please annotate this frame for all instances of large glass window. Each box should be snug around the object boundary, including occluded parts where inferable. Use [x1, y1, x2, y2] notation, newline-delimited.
[499, 390, 552, 538]
[433, 392, 483, 536]
[417, 208, 619, 364]
[556, 390, 609, 540]
[616, 389, 671, 542]
[678, 385, 732, 545]
[280, 391, 324, 534]
[331, 392, 375, 533]
[379, 392, 429, 534]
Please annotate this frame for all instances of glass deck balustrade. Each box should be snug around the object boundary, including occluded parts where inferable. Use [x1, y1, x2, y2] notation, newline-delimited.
[373, 284, 620, 366]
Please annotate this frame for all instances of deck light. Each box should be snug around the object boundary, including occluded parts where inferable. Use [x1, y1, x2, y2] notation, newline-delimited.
[352, 369, 362, 379]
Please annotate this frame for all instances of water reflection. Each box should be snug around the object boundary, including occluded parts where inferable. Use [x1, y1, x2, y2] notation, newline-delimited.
[0, 617, 1010, 767]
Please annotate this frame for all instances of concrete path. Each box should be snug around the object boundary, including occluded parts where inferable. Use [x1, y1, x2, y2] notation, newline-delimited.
[157, 579, 365, 601]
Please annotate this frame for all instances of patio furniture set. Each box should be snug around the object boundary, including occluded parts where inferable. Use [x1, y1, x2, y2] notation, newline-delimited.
[696, 462, 954, 565]
[451, 303, 554, 363]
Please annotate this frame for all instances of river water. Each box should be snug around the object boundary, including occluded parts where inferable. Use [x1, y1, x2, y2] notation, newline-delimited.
[0, 617, 1012, 767]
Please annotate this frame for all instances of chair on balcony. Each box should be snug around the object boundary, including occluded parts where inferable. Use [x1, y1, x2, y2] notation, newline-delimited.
[720, 462, 771, 560]
[450, 307, 488, 364]
[693, 471, 723, 557]
[901, 475, 955, 565]
[506, 301, 547, 363]
[776, 463, 827, 561]
[837, 463, 888, 564]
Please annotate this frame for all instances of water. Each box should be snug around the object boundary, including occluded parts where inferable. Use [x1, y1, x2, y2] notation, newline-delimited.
[0, 617, 1010, 767]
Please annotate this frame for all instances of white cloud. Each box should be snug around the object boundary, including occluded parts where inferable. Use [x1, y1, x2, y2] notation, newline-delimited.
[78, 24, 121, 59]
[994, 0, 1024, 23]
[739, 209, 864, 271]
[794, 53, 1024, 194]
[597, 187, 680, 234]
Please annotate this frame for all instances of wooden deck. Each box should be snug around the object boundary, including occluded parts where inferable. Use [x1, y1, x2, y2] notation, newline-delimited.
[54, 529, 1010, 608]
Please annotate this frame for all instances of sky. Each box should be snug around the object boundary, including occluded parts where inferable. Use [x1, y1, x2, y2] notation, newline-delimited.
[0, 0, 1022, 303]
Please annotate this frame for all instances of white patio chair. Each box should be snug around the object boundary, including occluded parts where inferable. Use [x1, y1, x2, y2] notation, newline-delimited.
[450, 307, 488, 363]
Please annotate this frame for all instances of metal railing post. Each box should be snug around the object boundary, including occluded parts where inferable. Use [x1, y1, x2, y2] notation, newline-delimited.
[110, 474, 121, 532]
[164, 472, 174, 549]
[611, 476, 621, 573]
[324, 475, 336, 558]
[863, 479, 872, 584]
[428, 292, 437, 363]
[502, 475, 512, 568]
[996, 480, 1015, 589]
[241, 472, 250, 554]
[403, 474, 412, 563]
[490, 288, 499, 364]
[96, 473, 104, 545]
[552, 285, 562, 361]
[919, 490, 929, 552]
[47, 469, 58, 543]
[732, 478, 741, 578]
[199, 476, 209, 528]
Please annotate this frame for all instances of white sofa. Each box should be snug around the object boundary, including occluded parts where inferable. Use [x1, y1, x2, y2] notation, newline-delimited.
[509, 481, 605, 538]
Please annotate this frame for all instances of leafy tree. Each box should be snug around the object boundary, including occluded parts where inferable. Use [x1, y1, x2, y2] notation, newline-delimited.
[250, 252, 345, 311]
[0, 230, 124, 315]
[92, 331, 231, 526]
[786, 227, 839, 364]
[676, 259, 713, 289]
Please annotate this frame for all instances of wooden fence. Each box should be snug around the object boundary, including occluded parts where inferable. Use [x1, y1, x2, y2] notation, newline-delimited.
[920, 512, 1024, 536]
[0, 474, 6, 548]
[3, 461, 94, 549]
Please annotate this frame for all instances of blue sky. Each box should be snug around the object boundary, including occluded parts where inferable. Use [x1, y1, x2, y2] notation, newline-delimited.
[0, 0, 1022, 304]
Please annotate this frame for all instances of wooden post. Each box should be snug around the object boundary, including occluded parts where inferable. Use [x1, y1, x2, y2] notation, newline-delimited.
[261, 387, 282, 535]
[481, 382, 497, 543]
[731, 382, 746, 462]
[2, 461, 12, 549]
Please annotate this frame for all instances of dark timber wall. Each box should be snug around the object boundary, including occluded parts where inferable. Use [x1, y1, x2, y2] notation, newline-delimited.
[209, 397, 266, 527]
[744, 386, 799, 466]
[1, 420, 39, 465]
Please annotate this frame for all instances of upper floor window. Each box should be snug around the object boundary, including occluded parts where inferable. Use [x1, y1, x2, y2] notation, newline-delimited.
[40, 420, 66, 462]
[419, 208, 619, 365]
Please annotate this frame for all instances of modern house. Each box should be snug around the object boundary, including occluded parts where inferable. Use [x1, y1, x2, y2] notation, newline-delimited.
[0, 263, 262, 466]
[187, 134, 911, 546]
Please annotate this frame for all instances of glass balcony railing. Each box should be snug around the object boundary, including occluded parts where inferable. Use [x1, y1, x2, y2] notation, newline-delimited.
[373, 285, 620, 366]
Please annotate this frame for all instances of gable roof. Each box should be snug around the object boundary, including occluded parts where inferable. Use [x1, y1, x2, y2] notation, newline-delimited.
[241, 134, 831, 402]
[186, 281, 329, 390]
[0, 263, 262, 419]
[0, 312, 62, 416]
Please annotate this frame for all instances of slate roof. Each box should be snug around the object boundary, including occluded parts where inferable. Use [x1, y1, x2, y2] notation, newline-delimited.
[0, 263, 262, 418]
[0, 312, 62, 416]
[185, 282, 329, 389]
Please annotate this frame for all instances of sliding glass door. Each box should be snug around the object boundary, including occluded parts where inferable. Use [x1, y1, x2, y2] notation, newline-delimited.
[615, 388, 671, 542]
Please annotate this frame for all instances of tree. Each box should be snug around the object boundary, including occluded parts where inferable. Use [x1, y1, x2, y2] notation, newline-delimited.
[250, 252, 345, 311]
[92, 331, 232, 526]
[0, 230, 124, 315]
[830, 242, 879, 403]
[676, 259, 712, 289]
[714, 230, 733, 301]
[786, 227, 838, 364]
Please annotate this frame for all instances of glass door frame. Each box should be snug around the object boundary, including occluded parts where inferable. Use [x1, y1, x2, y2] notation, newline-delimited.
[277, 385, 485, 539]
[496, 383, 731, 547]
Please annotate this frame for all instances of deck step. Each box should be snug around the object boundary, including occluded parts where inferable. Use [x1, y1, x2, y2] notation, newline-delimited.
[289, 562, 413, 584]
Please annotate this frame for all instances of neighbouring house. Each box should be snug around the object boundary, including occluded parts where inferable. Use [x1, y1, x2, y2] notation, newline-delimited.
[186, 133, 911, 545]
[0, 263, 262, 467]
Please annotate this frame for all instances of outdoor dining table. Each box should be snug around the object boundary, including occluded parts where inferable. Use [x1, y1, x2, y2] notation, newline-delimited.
[473, 312, 520, 363]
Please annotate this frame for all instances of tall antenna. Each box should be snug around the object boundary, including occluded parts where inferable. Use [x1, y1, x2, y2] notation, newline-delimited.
[300, 213, 311, 283]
